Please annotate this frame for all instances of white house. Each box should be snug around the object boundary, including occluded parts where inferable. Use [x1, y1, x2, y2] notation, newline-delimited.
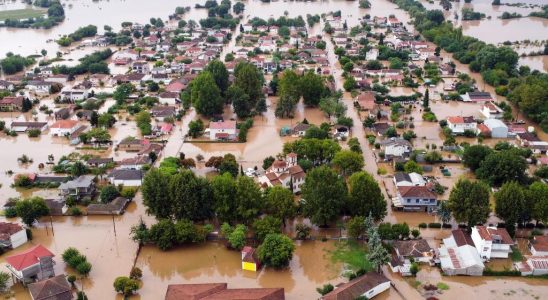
[60, 88, 89, 102]
[394, 186, 438, 212]
[108, 169, 143, 187]
[242, 23, 253, 32]
[5, 244, 55, 283]
[529, 235, 548, 256]
[289, 34, 301, 46]
[480, 102, 503, 119]
[321, 272, 390, 300]
[0, 222, 28, 249]
[49, 120, 81, 136]
[484, 119, 508, 138]
[515, 257, 548, 276]
[209, 120, 237, 141]
[258, 153, 305, 194]
[439, 230, 485, 276]
[393, 172, 426, 187]
[471, 226, 513, 261]
[159, 92, 180, 105]
[447, 116, 477, 134]
[366, 49, 379, 61]
[379, 138, 412, 159]
[0, 80, 15, 91]
[26, 80, 52, 94]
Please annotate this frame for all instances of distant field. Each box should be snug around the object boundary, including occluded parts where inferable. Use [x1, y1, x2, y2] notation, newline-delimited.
[0, 8, 46, 21]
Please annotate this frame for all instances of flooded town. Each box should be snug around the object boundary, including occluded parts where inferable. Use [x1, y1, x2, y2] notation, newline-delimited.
[0, 0, 546, 299]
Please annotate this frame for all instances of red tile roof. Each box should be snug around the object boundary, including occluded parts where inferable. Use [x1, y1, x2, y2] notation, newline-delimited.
[531, 236, 548, 252]
[210, 121, 236, 130]
[50, 120, 78, 129]
[397, 186, 437, 199]
[165, 283, 284, 300]
[322, 272, 389, 300]
[6, 244, 54, 271]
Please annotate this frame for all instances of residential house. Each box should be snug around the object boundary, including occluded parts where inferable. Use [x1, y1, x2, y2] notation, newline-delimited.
[393, 172, 426, 187]
[439, 230, 484, 276]
[10, 122, 48, 133]
[529, 235, 548, 256]
[462, 91, 494, 102]
[379, 138, 412, 160]
[471, 226, 513, 260]
[49, 120, 81, 137]
[480, 102, 503, 119]
[45, 74, 69, 85]
[87, 197, 130, 215]
[159, 92, 180, 105]
[5, 244, 55, 283]
[241, 246, 260, 272]
[108, 169, 143, 187]
[0, 222, 28, 249]
[151, 105, 177, 121]
[54, 107, 73, 120]
[515, 257, 548, 276]
[118, 156, 150, 170]
[44, 199, 68, 216]
[58, 175, 96, 201]
[0, 80, 15, 91]
[258, 153, 305, 194]
[394, 186, 437, 212]
[291, 123, 311, 137]
[60, 88, 88, 102]
[0, 96, 24, 111]
[483, 119, 508, 138]
[28, 274, 73, 300]
[209, 120, 237, 141]
[356, 92, 376, 112]
[165, 283, 285, 300]
[86, 157, 113, 168]
[132, 61, 150, 74]
[26, 80, 52, 94]
[446, 116, 477, 135]
[118, 138, 146, 152]
[390, 239, 434, 276]
[321, 272, 390, 300]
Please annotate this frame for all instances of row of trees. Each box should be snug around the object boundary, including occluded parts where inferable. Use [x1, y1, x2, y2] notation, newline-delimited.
[184, 61, 266, 118]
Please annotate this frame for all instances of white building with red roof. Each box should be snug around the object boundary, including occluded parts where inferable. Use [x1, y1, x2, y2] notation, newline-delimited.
[209, 121, 237, 141]
[446, 116, 477, 134]
[5, 244, 55, 283]
[471, 226, 514, 260]
[49, 120, 81, 137]
[258, 153, 305, 194]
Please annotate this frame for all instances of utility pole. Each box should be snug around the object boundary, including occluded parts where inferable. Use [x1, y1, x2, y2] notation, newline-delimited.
[112, 213, 117, 236]
[50, 216, 54, 236]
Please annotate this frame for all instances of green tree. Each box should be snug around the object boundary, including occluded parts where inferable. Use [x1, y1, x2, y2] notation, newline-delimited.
[212, 173, 238, 223]
[169, 170, 214, 221]
[113, 83, 134, 105]
[347, 171, 386, 221]
[228, 85, 252, 118]
[142, 168, 172, 219]
[113, 276, 140, 297]
[343, 76, 356, 91]
[448, 179, 490, 228]
[191, 71, 224, 116]
[227, 224, 247, 250]
[148, 219, 177, 250]
[219, 153, 239, 177]
[205, 60, 229, 95]
[423, 89, 429, 108]
[300, 71, 326, 106]
[332, 150, 364, 176]
[0, 272, 10, 292]
[347, 216, 366, 239]
[462, 145, 492, 171]
[495, 181, 524, 236]
[234, 62, 264, 106]
[100, 185, 119, 203]
[367, 225, 390, 273]
[476, 150, 527, 186]
[528, 182, 548, 224]
[257, 233, 295, 268]
[276, 70, 301, 118]
[253, 216, 282, 242]
[302, 166, 347, 226]
[235, 175, 263, 222]
[437, 201, 452, 225]
[319, 97, 347, 119]
[265, 186, 296, 226]
[188, 119, 204, 138]
[15, 197, 50, 226]
[403, 160, 423, 174]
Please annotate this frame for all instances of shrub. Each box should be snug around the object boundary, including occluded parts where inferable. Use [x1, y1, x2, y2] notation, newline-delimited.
[70, 207, 82, 216]
[411, 229, 420, 238]
[436, 282, 449, 290]
[4, 207, 17, 218]
[428, 222, 442, 228]
[67, 275, 77, 286]
[130, 267, 142, 280]
[418, 223, 427, 229]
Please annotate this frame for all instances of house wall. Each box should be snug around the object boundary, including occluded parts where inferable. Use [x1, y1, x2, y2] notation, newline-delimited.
[530, 247, 548, 257]
[111, 179, 142, 187]
[471, 228, 491, 260]
[10, 229, 28, 249]
[209, 128, 236, 140]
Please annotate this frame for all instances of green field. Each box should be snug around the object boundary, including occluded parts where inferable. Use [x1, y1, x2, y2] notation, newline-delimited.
[0, 8, 46, 21]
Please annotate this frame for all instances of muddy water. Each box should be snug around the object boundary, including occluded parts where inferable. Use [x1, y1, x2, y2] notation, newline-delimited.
[135, 240, 346, 300]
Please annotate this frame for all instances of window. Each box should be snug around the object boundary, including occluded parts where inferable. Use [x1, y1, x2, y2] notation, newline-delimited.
[415, 199, 419, 203]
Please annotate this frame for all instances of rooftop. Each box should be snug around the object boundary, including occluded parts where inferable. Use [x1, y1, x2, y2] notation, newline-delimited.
[6, 244, 54, 271]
